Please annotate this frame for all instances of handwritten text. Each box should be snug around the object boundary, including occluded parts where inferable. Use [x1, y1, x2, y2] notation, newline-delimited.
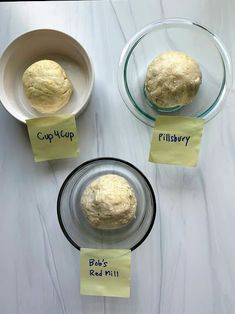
[37, 130, 75, 143]
[159, 133, 190, 146]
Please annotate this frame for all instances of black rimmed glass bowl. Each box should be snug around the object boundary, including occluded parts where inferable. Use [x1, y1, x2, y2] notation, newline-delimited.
[118, 19, 232, 127]
[57, 158, 156, 251]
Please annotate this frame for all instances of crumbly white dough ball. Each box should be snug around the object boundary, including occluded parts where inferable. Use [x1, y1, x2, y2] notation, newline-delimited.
[22, 60, 73, 113]
[81, 174, 137, 229]
[144, 51, 202, 108]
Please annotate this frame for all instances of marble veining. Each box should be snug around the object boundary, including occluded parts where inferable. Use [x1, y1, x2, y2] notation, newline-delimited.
[0, 1, 235, 314]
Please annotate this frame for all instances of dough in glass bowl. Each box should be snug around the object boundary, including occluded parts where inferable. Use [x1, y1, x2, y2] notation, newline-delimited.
[144, 51, 202, 108]
[81, 174, 137, 229]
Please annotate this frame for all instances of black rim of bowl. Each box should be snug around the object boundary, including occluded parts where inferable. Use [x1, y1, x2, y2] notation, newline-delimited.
[57, 157, 157, 251]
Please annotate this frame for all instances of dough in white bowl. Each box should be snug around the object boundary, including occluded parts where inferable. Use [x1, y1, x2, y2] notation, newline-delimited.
[22, 60, 73, 113]
[144, 51, 202, 108]
[81, 174, 137, 229]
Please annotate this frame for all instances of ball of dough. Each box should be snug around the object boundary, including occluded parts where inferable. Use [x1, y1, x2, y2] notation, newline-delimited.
[81, 174, 137, 229]
[144, 51, 202, 108]
[22, 60, 73, 113]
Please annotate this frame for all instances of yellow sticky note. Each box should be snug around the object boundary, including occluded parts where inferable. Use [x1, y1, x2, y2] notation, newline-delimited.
[80, 248, 131, 298]
[149, 116, 204, 167]
[26, 114, 79, 162]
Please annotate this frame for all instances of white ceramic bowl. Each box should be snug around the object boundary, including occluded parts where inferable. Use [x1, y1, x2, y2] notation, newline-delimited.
[0, 29, 94, 123]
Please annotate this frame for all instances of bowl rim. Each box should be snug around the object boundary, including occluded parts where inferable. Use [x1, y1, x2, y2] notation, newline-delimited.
[0, 28, 95, 123]
[118, 18, 233, 127]
[57, 157, 157, 251]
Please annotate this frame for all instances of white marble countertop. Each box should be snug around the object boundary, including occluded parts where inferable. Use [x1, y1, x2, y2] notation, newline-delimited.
[0, 1, 235, 313]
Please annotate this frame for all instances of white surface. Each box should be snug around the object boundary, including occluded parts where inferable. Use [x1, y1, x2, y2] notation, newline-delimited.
[0, 1, 235, 314]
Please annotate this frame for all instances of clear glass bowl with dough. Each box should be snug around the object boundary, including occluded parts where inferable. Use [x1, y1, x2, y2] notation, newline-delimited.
[118, 19, 232, 127]
[57, 158, 156, 251]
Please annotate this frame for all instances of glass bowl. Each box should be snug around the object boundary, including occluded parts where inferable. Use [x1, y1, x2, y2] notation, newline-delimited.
[118, 19, 232, 127]
[57, 158, 156, 251]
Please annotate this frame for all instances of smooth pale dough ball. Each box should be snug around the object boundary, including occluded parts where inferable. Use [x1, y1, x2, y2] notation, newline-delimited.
[81, 174, 137, 229]
[22, 60, 73, 113]
[144, 51, 202, 108]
